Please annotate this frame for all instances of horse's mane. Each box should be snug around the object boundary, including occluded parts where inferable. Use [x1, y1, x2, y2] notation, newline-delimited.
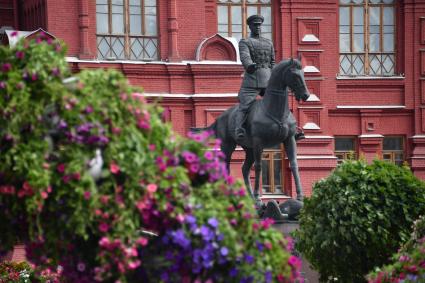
[276, 58, 302, 70]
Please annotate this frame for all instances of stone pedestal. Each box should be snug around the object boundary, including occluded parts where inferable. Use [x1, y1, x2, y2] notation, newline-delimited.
[273, 221, 320, 283]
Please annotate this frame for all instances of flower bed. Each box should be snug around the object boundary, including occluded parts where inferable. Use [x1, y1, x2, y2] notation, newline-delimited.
[0, 34, 301, 282]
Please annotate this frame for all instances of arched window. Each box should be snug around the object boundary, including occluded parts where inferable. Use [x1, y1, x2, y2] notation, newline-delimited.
[217, 0, 272, 41]
[339, 0, 395, 76]
[96, 0, 158, 60]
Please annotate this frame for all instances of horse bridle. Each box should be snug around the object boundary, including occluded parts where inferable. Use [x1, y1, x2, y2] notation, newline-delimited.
[281, 62, 305, 99]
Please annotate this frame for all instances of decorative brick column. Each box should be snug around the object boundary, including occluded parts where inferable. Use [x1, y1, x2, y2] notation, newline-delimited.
[77, 0, 92, 59]
[168, 0, 181, 62]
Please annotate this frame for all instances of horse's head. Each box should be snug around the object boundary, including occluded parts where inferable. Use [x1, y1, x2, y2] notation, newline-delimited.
[283, 59, 310, 102]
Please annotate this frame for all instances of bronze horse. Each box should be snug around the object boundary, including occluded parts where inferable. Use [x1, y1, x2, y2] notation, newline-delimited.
[195, 59, 310, 202]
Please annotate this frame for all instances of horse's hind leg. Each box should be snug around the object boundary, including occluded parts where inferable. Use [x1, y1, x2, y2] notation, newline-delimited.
[252, 140, 263, 203]
[242, 148, 255, 199]
[284, 136, 304, 201]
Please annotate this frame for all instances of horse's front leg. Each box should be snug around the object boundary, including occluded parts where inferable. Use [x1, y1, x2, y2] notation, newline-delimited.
[252, 140, 263, 204]
[242, 148, 255, 199]
[284, 136, 304, 201]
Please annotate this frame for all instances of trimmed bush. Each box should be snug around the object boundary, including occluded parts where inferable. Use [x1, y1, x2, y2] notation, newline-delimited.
[0, 35, 301, 282]
[367, 216, 425, 283]
[295, 159, 425, 282]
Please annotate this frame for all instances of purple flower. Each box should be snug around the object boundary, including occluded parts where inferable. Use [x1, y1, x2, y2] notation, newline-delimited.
[58, 120, 68, 129]
[229, 267, 238, 277]
[182, 151, 198, 163]
[240, 276, 254, 283]
[31, 72, 38, 81]
[77, 262, 86, 272]
[207, 217, 219, 229]
[85, 106, 93, 114]
[220, 246, 228, 256]
[77, 123, 92, 133]
[172, 229, 191, 249]
[244, 253, 254, 264]
[0, 81, 6, 89]
[265, 271, 272, 283]
[185, 215, 197, 224]
[256, 241, 264, 252]
[200, 225, 215, 242]
[204, 151, 214, 160]
[51, 67, 60, 77]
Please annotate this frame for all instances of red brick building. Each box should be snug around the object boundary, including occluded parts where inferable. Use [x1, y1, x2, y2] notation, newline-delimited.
[1, 0, 425, 201]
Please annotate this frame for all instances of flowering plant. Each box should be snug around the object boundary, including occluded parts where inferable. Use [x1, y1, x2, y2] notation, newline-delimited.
[367, 216, 425, 283]
[0, 36, 301, 282]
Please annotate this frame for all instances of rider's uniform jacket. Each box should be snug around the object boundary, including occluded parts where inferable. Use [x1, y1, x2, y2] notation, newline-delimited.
[239, 36, 275, 89]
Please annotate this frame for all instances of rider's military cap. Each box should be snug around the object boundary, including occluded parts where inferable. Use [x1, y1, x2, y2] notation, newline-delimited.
[246, 14, 264, 25]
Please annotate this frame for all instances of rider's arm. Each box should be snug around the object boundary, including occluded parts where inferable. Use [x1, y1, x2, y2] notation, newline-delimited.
[239, 39, 254, 71]
[270, 42, 275, 69]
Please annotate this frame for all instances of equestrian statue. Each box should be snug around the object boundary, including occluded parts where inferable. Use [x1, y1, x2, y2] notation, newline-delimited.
[193, 15, 310, 209]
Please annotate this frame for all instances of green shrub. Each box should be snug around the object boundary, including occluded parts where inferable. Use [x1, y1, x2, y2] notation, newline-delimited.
[367, 216, 425, 283]
[295, 159, 425, 282]
[0, 35, 301, 282]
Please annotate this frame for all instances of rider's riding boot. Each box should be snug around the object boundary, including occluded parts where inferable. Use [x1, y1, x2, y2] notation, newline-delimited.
[294, 127, 305, 141]
[235, 111, 246, 140]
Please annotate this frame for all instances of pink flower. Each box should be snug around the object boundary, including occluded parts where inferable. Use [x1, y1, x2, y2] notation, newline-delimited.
[128, 260, 141, 270]
[41, 191, 48, 199]
[84, 191, 91, 200]
[15, 51, 24, 59]
[132, 92, 146, 103]
[148, 144, 156, 151]
[99, 237, 110, 247]
[136, 237, 148, 246]
[100, 195, 110, 204]
[72, 172, 81, 181]
[261, 218, 275, 229]
[288, 255, 302, 269]
[147, 183, 157, 194]
[2, 63, 12, 72]
[98, 222, 109, 233]
[264, 241, 272, 250]
[110, 162, 120, 174]
[11, 31, 18, 37]
[112, 127, 121, 135]
[57, 163, 65, 173]
[238, 188, 246, 196]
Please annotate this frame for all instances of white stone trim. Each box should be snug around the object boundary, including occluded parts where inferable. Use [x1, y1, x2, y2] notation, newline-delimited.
[66, 56, 242, 65]
[302, 34, 319, 42]
[411, 135, 425, 138]
[304, 135, 334, 139]
[303, 66, 320, 73]
[296, 155, 337, 159]
[336, 105, 405, 109]
[358, 134, 384, 138]
[143, 93, 238, 98]
[336, 75, 404, 80]
[306, 94, 320, 102]
[303, 122, 320, 130]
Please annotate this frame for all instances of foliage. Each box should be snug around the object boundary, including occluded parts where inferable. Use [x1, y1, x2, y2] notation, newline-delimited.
[0, 34, 301, 282]
[367, 216, 425, 283]
[295, 159, 425, 282]
[0, 261, 59, 282]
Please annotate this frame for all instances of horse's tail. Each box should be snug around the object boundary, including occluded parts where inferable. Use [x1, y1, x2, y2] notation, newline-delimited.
[190, 121, 218, 137]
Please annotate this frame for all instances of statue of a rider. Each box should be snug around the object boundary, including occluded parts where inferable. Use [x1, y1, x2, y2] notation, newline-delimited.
[235, 14, 305, 141]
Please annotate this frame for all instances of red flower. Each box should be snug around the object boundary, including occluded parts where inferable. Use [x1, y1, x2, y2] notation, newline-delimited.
[98, 222, 109, 233]
[110, 162, 120, 174]
[57, 163, 66, 173]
